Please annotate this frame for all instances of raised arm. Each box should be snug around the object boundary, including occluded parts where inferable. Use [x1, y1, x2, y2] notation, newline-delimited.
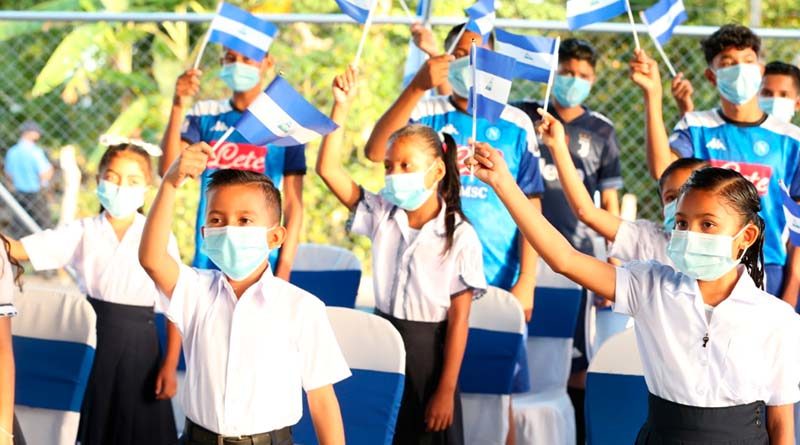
[671, 72, 695, 116]
[140, 143, 212, 297]
[537, 111, 622, 242]
[630, 50, 678, 180]
[315, 66, 363, 211]
[159, 69, 200, 176]
[363, 55, 453, 161]
[468, 143, 617, 301]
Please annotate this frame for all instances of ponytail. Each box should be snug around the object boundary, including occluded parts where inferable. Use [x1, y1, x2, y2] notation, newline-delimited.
[740, 213, 766, 289]
[1, 233, 23, 291]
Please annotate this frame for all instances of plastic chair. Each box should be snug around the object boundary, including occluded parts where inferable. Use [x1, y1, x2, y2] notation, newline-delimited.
[585, 328, 648, 445]
[513, 260, 583, 445]
[293, 307, 405, 445]
[459, 286, 526, 445]
[12, 285, 97, 445]
[290, 244, 362, 308]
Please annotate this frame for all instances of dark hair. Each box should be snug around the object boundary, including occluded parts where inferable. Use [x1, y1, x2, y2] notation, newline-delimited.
[764, 61, 800, 92]
[445, 23, 495, 53]
[701, 24, 761, 65]
[559, 38, 598, 68]
[658, 157, 709, 192]
[207, 169, 282, 223]
[679, 167, 765, 288]
[388, 124, 465, 255]
[97, 143, 153, 214]
[1, 234, 23, 291]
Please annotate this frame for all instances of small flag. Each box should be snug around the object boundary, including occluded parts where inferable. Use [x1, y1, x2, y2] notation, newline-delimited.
[467, 47, 516, 123]
[336, 0, 374, 24]
[207, 3, 278, 62]
[781, 182, 800, 247]
[566, 0, 627, 30]
[494, 29, 558, 83]
[402, 0, 431, 89]
[235, 77, 339, 147]
[465, 0, 495, 37]
[642, 0, 688, 46]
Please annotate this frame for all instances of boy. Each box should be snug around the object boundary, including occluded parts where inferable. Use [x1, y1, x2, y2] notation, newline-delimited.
[630, 24, 800, 305]
[140, 143, 349, 445]
[161, 47, 305, 280]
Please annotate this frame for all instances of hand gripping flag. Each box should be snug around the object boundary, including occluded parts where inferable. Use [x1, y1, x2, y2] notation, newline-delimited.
[336, 0, 374, 24]
[465, 0, 495, 37]
[207, 3, 278, 61]
[235, 77, 339, 147]
[780, 181, 800, 247]
[494, 29, 558, 83]
[566, 0, 627, 30]
[467, 47, 517, 123]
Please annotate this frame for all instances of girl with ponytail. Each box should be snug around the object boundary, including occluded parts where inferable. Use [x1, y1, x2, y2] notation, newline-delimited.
[317, 66, 485, 445]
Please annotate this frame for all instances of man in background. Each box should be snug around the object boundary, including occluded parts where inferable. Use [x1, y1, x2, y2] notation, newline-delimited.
[4, 121, 53, 229]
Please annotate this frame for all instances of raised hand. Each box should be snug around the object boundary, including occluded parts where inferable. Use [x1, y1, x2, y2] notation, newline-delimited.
[465, 141, 514, 190]
[164, 142, 214, 187]
[173, 69, 202, 107]
[332, 65, 359, 106]
[411, 22, 439, 57]
[535, 108, 568, 153]
[671, 72, 695, 115]
[629, 49, 662, 96]
[411, 54, 455, 91]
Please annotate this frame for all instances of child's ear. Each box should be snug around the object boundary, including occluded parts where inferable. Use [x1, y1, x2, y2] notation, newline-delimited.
[268, 225, 286, 250]
[740, 223, 759, 252]
[704, 67, 716, 86]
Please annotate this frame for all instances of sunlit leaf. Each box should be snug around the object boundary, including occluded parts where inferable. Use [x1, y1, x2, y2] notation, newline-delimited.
[61, 67, 91, 104]
[31, 23, 103, 97]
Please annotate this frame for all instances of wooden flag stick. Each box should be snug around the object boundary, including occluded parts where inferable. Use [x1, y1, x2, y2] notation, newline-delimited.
[397, 0, 415, 21]
[639, 11, 677, 77]
[624, 0, 641, 51]
[193, 1, 223, 70]
[470, 40, 478, 178]
[353, 2, 377, 68]
[542, 37, 561, 114]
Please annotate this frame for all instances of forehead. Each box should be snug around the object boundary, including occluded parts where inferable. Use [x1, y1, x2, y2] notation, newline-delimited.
[207, 183, 273, 214]
[713, 46, 758, 64]
[455, 30, 488, 51]
[676, 188, 738, 218]
[763, 73, 798, 90]
[105, 152, 149, 175]
[386, 135, 432, 162]
[558, 58, 595, 74]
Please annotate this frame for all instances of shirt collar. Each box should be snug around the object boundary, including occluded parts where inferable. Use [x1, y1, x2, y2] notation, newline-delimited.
[218, 264, 275, 303]
[389, 199, 457, 239]
[724, 265, 758, 304]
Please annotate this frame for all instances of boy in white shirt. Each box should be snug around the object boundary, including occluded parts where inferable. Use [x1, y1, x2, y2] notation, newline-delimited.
[140, 143, 350, 445]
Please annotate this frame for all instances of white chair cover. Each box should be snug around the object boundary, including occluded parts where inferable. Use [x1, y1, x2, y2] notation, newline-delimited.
[290, 244, 362, 308]
[460, 286, 526, 445]
[12, 285, 97, 445]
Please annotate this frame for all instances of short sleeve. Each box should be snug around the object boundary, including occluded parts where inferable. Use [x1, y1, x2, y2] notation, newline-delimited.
[669, 117, 694, 158]
[180, 104, 203, 144]
[450, 225, 487, 298]
[21, 221, 85, 271]
[517, 148, 545, 196]
[766, 317, 800, 406]
[608, 220, 668, 263]
[788, 151, 800, 200]
[0, 249, 17, 316]
[299, 299, 351, 391]
[347, 189, 393, 239]
[282, 145, 307, 176]
[598, 128, 623, 190]
[34, 148, 52, 174]
[162, 264, 203, 335]
[614, 261, 666, 317]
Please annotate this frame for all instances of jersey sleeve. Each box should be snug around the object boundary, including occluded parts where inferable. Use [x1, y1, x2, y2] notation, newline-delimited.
[766, 316, 800, 406]
[282, 145, 308, 176]
[598, 127, 624, 190]
[788, 149, 800, 200]
[299, 297, 351, 391]
[614, 260, 668, 317]
[162, 264, 203, 335]
[20, 220, 84, 271]
[669, 116, 695, 158]
[180, 104, 203, 144]
[450, 225, 487, 298]
[347, 188, 393, 239]
[0, 249, 17, 317]
[608, 220, 667, 263]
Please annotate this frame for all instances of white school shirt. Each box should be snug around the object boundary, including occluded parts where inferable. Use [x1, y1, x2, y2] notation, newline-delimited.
[615, 261, 800, 407]
[162, 264, 351, 436]
[608, 219, 672, 266]
[21, 213, 179, 308]
[349, 190, 487, 322]
[0, 247, 17, 317]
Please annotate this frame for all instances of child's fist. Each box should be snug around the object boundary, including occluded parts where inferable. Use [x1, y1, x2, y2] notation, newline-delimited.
[465, 140, 513, 190]
[535, 108, 567, 152]
[332, 65, 359, 105]
[165, 142, 214, 187]
[174, 69, 202, 107]
[412, 54, 454, 91]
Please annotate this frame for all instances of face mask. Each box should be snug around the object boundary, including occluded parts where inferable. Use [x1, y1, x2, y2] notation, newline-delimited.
[96, 180, 146, 219]
[219, 62, 262, 92]
[715, 64, 762, 105]
[666, 226, 748, 281]
[448, 56, 473, 99]
[758, 96, 796, 122]
[662, 200, 677, 233]
[380, 163, 436, 211]
[201, 225, 275, 281]
[552, 75, 592, 108]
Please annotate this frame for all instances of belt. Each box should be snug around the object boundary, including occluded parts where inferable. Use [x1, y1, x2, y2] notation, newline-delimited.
[184, 419, 292, 445]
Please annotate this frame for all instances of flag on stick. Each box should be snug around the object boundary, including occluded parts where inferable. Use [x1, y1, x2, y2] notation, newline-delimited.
[494, 29, 558, 83]
[566, 0, 627, 30]
[447, 0, 495, 54]
[467, 46, 517, 123]
[640, 0, 688, 77]
[336, 0, 373, 23]
[195, 2, 278, 69]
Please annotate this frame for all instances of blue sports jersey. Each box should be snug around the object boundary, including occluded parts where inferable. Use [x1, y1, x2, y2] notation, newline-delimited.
[670, 109, 800, 266]
[181, 99, 307, 269]
[411, 97, 545, 290]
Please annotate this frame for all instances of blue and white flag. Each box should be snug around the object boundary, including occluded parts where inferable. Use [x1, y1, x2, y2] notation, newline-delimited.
[336, 0, 374, 24]
[494, 29, 558, 83]
[235, 77, 339, 147]
[642, 0, 688, 46]
[207, 3, 278, 61]
[465, 0, 495, 37]
[402, 0, 431, 89]
[467, 47, 516, 123]
[566, 0, 627, 30]
[781, 182, 800, 247]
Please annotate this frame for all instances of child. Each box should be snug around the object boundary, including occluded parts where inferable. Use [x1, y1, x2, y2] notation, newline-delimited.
[3, 143, 179, 445]
[139, 150, 350, 444]
[317, 66, 486, 445]
[1, 235, 24, 445]
[759, 61, 800, 123]
[468, 111, 800, 444]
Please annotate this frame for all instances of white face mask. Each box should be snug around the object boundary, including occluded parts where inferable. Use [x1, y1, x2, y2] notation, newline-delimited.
[447, 56, 473, 99]
[758, 96, 796, 122]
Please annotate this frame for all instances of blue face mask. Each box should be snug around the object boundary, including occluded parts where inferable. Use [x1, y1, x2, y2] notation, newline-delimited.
[758, 96, 796, 122]
[96, 180, 146, 219]
[201, 225, 275, 281]
[715, 64, 762, 105]
[662, 200, 677, 233]
[666, 226, 748, 281]
[448, 56, 472, 99]
[380, 163, 436, 211]
[219, 62, 262, 92]
[552, 75, 592, 108]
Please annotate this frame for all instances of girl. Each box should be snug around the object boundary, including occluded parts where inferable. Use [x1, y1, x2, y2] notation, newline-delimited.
[538, 124, 708, 265]
[468, 110, 800, 444]
[4, 142, 180, 445]
[1, 235, 24, 445]
[317, 66, 486, 445]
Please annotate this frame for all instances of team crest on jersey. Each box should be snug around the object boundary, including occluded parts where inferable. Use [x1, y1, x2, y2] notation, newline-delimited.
[710, 160, 772, 196]
[753, 141, 770, 157]
[211, 121, 229, 132]
[542, 163, 559, 182]
[577, 133, 591, 158]
[485, 126, 501, 141]
[206, 141, 267, 173]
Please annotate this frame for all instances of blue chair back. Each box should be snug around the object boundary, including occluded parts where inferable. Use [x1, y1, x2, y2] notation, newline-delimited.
[290, 244, 362, 308]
